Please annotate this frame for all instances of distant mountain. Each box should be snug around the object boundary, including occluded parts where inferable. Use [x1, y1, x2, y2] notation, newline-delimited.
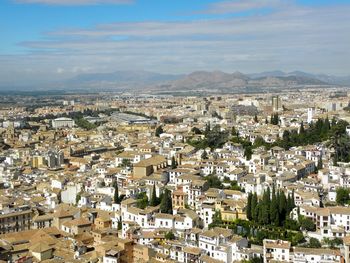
[62, 70, 183, 89]
[168, 71, 248, 90]
[159, 70, 330, 91]
[248, 71, 350, 86]
[10, 69, 347, 92]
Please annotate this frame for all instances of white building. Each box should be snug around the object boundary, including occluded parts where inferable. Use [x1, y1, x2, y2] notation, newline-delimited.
[52, 117, 75, 129]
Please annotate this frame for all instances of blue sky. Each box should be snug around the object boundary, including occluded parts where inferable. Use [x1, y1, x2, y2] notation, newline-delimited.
[1, 0, 350, 86]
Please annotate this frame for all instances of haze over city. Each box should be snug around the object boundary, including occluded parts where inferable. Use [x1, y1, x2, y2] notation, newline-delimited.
[2, 1, 350, 263]
[1, 0, 350, 88]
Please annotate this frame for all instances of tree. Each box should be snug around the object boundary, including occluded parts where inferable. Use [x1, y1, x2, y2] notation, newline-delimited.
[76, 192, 82, 205]
[308, 237, 321, 248]
[136, 192, 148, 209]
[299, 121, 305, 134]
[231, 126, 237, 136]
[336, 187, 350, 205]
[261, 188, 271, 225]
[244, 147, 253, 160]
[299, 216, 316, 231]
[253, 136, 266, 148]
[117, 219, 122, 230]
[171, 156, 177, 169]
[155, 125, 164, 137]
[114, 183, 120, 204]
[286, 193, 295, 216]
[205, 174, 223, 189]
[160, 189, 173, 214]
[204, 123, 211, 136]
[278, 190, 287, 223]
[201, 150, 208, 160]
[271, 113, 279, 125]
[209, 210, 223, 228]
[149, 184, 160, 206]
[247, 193, 253, 220]
[251, 193, 258, 222]
[121, 158, 131, 168]
[165, 231, 175, 240]
[270, 185, 280, 226]
[191, 127, 202, 134]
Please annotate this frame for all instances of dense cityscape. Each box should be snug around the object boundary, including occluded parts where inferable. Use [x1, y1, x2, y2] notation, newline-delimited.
[2, 0, 350, 262]
[0, 89, 349, 262]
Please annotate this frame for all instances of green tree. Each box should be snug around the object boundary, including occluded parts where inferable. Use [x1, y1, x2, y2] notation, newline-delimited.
[317, 158, 323, 170]
[261, 188, 271, 225]
[165, 231, 175, 240]
[76, 192, 82, 205]
[136, 192, 149, 209]
[278, 190, 287, 223]
[299, 121, 305, 134]
[155, 125, 164, 137]
[191, 127, 202, 134]
[231, 126, 237, 136]
[299, 216, 316, 231]
[336, 187, 350, 205]
[244, 147, 253, 160]
[308, 237, 321, 248]
[121, 158, 131, 168]
[171, 156, 177, 169]
[201, 150, 208, 160]
[117, 219, 122, 230]
[160, 189, 173, 214]
[114, 183, 120, 204]
[253, 136, 266, 148]
[149, 184, 160, 206]
[251, 193, 258, 222]
[209, 210, 223, 228]
[204, 123, 211, 136]
[270, 185, 280, 226]
[247, 193, 252, 220]
[205, 174, 223, 189]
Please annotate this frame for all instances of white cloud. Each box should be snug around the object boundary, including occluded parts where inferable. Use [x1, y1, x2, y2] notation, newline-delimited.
[15, 0, 132, 5]
[1, 1, 350, 86]
[200, 0, 288, 14]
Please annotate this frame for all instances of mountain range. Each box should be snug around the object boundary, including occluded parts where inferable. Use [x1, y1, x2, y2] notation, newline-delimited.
[60, 70, 350, 91]
[2, 70, 349, 91]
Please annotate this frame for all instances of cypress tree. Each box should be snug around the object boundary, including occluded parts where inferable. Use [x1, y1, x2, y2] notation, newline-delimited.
[291, 189, 295, 211]
[247, 193, 252, 220]
[205, 123, 211, 136]
[279, 191, 287, 223]
[231, 126, 236, 136]
[171, 156, 177, 169]
[160, 189, 173, 214]
[150, 184, 159, 206]
[201, 151, 208, 160]
[286, 194, 292, 215]
[300, 121, 305, 134]
[251, 193, 258, 222]
[270, 185, 279, 226]
[113, 183, 120, 204]
[155, 125, 164, 137]
[317, 158, 323, 170]
[262, 188, 271, 224]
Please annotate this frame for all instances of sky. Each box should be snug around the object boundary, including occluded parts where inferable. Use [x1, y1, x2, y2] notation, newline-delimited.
[1, 0, 350, 86]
